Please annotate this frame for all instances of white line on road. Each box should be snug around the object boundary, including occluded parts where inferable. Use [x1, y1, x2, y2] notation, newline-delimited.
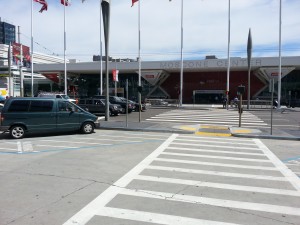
[63, 134, 178, 225]
[166, 146, 265, 156]
[175, 138, 257, 146]
[154, 158, 277, 171]
[254, 139, 300, 191]
[96, 207, 240, 225]
[170, 142, 262, 151]
[120, 188, 300, 216]
[146, 165, 287, 181]
[135, 175, 300, 197]
[161, 152, 270, 162]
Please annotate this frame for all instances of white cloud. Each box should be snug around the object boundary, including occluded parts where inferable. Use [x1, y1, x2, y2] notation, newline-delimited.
[1, 0, 299, 61]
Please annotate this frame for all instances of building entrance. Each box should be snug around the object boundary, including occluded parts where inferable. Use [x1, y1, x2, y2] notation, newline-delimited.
[193, 90, 224, 104]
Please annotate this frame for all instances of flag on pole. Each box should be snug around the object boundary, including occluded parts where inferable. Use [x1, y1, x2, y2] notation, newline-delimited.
[33, 0, 48, 13]
[132, 0, 138, 7]
[61, 0, 71, 6]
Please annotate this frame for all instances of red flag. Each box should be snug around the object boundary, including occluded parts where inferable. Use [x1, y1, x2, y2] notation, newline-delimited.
[33, 0, 48, 13]
[131, 0, 138, 7]
[61, 0, 71, 6]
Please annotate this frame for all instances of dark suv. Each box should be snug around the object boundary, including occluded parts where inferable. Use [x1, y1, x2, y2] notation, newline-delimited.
[94, 95, 134, 113]
[78, 98, 123, 116]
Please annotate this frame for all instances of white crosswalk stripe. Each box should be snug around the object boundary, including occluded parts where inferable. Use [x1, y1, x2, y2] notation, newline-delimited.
[146, 109, 269, 128]
[64, 134, 300, 225]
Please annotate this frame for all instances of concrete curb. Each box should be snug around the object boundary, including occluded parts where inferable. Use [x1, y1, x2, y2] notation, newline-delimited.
[231, 133, 300, 141]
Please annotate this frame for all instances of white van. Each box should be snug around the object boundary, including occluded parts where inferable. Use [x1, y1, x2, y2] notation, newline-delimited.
[37, 93, 77, 104]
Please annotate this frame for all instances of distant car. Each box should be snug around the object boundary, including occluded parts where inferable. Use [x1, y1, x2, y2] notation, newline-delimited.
[37, 92, 77, 104]
[151, 99, 168, 106]
[118, 97, 146, 112]
[93, 95, 135, 113]
[78, 98, 123, 116]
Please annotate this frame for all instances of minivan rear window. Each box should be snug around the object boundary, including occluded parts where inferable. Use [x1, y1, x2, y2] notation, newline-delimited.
[8, 100, 30, 112]
[29, 101, 53, 112]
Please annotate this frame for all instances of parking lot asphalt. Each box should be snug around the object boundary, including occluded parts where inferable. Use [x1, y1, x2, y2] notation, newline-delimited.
[97, 105, 300, 141]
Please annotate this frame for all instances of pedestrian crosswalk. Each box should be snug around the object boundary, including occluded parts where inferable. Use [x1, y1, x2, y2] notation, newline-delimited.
[146, 109, 269, 128]
[64, 134, 300, 225]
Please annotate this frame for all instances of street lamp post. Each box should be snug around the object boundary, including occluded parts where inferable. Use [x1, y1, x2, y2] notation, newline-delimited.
[102, 0, 110, 121]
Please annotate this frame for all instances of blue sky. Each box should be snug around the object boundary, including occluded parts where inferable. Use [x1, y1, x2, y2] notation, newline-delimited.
[1, 0, 299, 61]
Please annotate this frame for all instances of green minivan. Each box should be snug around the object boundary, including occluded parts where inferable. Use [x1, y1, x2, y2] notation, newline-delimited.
[0, 98, 100, 139]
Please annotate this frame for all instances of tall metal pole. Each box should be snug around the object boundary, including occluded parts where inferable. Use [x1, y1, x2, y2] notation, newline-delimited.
[102, 0, 110, 121]
[20, 44, 24, 97]
[64, 0, 67, 95]
[247, 28, 252, 109]
[277, 0, 282, 108]
[179, 0, 184, 107]
[270, 79, 274, 135]
[100, 0, 103, 95]
[138, 0, 142, 122]
[8, 43, 12, 97]
[226, 0, 231, 109]
[31, 0, 34, 96]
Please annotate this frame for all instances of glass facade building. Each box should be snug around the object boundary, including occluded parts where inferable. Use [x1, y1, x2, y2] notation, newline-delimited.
[0, 20, 16, 45]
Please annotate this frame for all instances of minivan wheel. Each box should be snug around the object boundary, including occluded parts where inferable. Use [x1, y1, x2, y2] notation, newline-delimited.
[81, 122, 94, 134]
[10, 125, 25, 139]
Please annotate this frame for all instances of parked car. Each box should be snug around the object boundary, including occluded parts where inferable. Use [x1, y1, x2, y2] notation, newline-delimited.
[93, 95, 135, 113]
[151, 99, 168, 106]
[119, 97, 147, 111]
[37, 92, 77, 104]
[0, 97, 99, 139]
[78, 98, 123, 116]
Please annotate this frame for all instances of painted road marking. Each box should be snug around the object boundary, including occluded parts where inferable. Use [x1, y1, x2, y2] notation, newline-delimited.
[154, 158, 278, 171]
[135, 175, 300, 197]
[161, 152, 270, 162]
[63, 134, 300, 225]
[120, 188, 300, 216]
[96, 207, 240, 225]
[170, 142, 263, 151]
[63, 134, 178, 225]
[146, 165, 286, 181]
[146, 109, 269, 129]
[254, 139, 300, 191]
[171, 138, 257, 146]
[166, 146, 265, 156]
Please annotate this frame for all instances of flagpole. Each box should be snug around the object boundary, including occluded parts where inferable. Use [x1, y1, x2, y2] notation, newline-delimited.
[138, 0, 141, 122]
[63, 0, 67, 95]
[226, 0, 231, 109]
[8, 43, 12, 97]
[100, 0, 103, 95]
[179, 0, 183, 107]
[31, 0, 34, 96]
[277, 0, 282, 108]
